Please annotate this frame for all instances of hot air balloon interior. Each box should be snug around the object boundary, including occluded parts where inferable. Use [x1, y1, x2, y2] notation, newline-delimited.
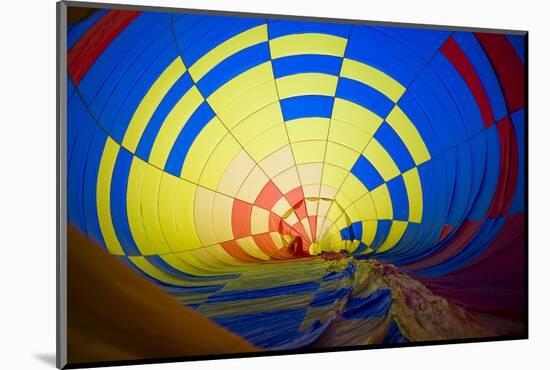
[60, 2, 527, 367]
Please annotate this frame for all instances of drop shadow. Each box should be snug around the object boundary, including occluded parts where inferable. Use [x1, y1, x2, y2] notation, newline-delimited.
[34, 353, 56, 367]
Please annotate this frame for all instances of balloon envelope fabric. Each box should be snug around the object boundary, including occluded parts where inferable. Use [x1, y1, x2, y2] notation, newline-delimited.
[65, 6, 526, 361]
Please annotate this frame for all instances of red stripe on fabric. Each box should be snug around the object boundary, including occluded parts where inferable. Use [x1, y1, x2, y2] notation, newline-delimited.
[220, 240, 262, 263]
[438, 224, 454, 242]
[255, 181, 284, 210]
[487, 116, 519, 217]
[293, 201, 308, 220]
[308, 215, 318, 242]
[268, 212, 282, 232]
[285, 187, 305, 207]
[441, 37, 494, 127]
[403, 220, 482, 271]
[68, 10, 141, 84]
[252, 233, 280, 258]
[291, 222, 311, 245]
[475, 33, 525, 112]
[231, 200, 252, 238]
[271, 247, 296, 260]
[417, 214, 525, 320]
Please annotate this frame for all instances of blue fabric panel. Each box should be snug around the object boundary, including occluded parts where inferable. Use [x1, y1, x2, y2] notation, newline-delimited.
[206, 282, 320, 303]
[272, 54, 343, 77]
[342, 288, 392, 319]
[280, 95, 335, 120]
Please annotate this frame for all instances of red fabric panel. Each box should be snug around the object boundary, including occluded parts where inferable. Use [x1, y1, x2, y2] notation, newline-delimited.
[487, 116, 519, 217]
[308, 215, 318, 242]
[68, 10, 141, 84]
[253, 233, 280, 258]
[293, 201, 308, 220]
[403, 220, 481, 271]
[231, 200, 252, 238]
[220, 240, 262, 263]
[475, 33, 525, 112]
[441, 37, 495, 127]
[418, 214, 525, 320]
[291, 222, 311, 244]
[438, 224, 454, 242]
[255, 181, 284, 210]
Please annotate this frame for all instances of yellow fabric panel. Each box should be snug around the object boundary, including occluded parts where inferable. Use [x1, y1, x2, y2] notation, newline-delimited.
[245, 124, 288, 162]
[187, 248, 239, 271]
[159, 254, 214, 277]
[272, 166, 301, 194]
[176, 250, 226, 274]
[141, 162, 172, 255]
[204, 245, 243, 267]
[340, 175, 369, 204]
[320, 231, 343, 251]
[321, 163, 348, 190]
[344, 203, 362, 224]
[333, 189, 354, 210]
[302, 183, 320, 198]
[403, 167, 423, 223]
[316, 197, 332, 218]
[276, 73, 338, 99]
[363, 138, 400, 182]
[122, 58, 186, 153]
[337, 209, 355, 228]
[217, 150, 256, 196]
[354, 193, 377, 220]
[212, 193, 235, 242]
[158, 173, 186, 251]
[361, 220, 377, 246]
[319, 185, 337, 200]
[189, 24, 268, 81]
[315, 216, 327, 240]
[149, 86, 204, 169]
[297, 163, 322, 185]
[272, 197, 293, 217]
[180, 117, 227, 182]
[377, 221, 408, 252]
[329, 119, 373, 152]
[292, 140, 326, 164]
[259, 145, 294, 178]
[237, 237, 270, 260]
[194, 187, 218, 246]
[126, 156, 152, 255]
[236, 165, 269, 203]
[305, 199, 318, 216]
[269, 33, 347, 58]
[218, 80, 279, 129]
[301, 218, 313, 241]
[318, 218, 333, 241]
[325, 141, 361, 170]
[96, 137, 125, 255]
[199, 133, 242, 190]
[173, 180, 202, 250]
[207, 62, 274, 111]
[332, 98, 383, 135]
[325, 224, 342, 242]
[386, 105, 431, 165]
[128, 256, 189, 286]
[231, 102, 283, 146]
[370, 184, 393, 220]
[251, 206, 270, 234]
[346, 240, 362, 253]
[286, 118, 330, 142]
[270, 232, 284, 249]
[284, 212, 299, 227]
[340, 58, 405, 102]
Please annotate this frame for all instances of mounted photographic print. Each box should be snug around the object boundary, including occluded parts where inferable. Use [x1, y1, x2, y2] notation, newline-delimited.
[57, 1, 528, 368]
